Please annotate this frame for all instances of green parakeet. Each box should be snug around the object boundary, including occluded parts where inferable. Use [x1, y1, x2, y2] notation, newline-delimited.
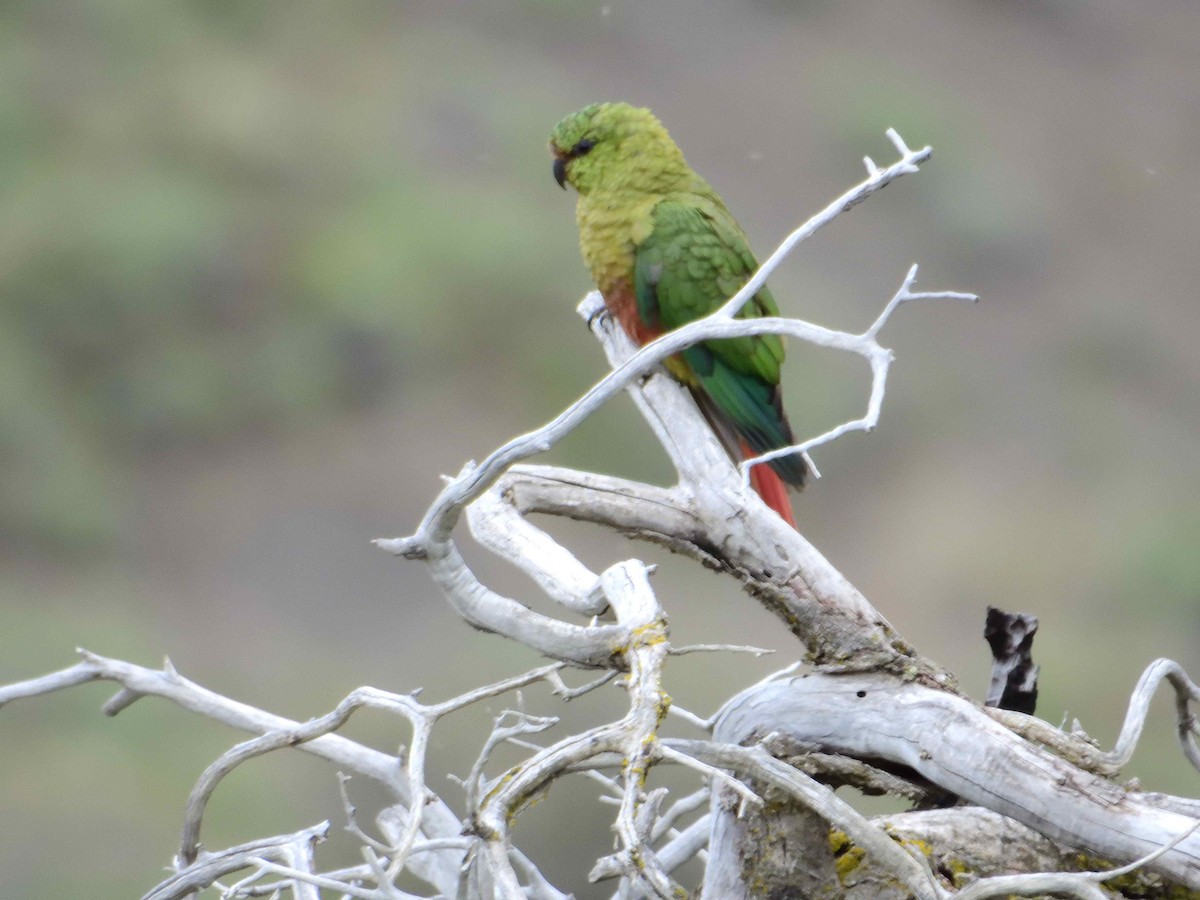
[550, 102, 805, 527]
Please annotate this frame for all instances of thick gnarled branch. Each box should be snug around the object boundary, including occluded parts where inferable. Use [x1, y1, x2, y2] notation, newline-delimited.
[712, 670, 1200, 889]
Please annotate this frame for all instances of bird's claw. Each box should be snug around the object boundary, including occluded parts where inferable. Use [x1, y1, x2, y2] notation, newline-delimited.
[587, 306, 612, 330]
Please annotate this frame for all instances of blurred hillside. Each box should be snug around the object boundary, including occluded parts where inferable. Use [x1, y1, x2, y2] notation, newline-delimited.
[1, 2, 1199, 897]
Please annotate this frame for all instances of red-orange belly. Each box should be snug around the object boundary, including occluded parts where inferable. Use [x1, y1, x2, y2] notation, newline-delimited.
[602, 280, 661, 346]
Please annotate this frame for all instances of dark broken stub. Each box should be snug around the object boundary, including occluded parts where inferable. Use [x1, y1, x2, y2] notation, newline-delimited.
[984, 606, 1040, 715]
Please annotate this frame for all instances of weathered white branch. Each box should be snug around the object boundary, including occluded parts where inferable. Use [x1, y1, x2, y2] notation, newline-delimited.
[471, 561, 682, 898]
[486, 464, 703, 562]
[672, 738, 941, 900]
[485, 359, 922, 672]
[651, 788, 710, 840]
[879, 807, 1077, 890]
[657, 742, 763, 813]
[1090, 657, 1200, 773]
[177, 663, 568, 891]
[849, 806, 1200, 899]
[742, 264, 977, 480]
[953, 818, 1200, 900]
[0, 650, 586, 898]
[243, 860, 451, 899]
[603, 565, 678, 898]
[987, 657, 1200, 779]
[235, 857, 395, 900]
[142, 823, 329, 900]
[464, 708, 560, 813]
[575, 277, 977, 488]
[714, 671, 1200, 887]
[711, 129, 929, 320]
[0, 650, 410, 789]
[404, 535, 633, 667]
[467, 484, 608, 616]
[654, 814, 711, 874]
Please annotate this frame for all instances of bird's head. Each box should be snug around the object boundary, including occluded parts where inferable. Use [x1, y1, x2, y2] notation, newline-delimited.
[549, 102, 691, 196]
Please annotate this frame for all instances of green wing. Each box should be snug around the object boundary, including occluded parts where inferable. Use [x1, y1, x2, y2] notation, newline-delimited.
[634, 201, 783, 380]
[634, 199, 805, 486]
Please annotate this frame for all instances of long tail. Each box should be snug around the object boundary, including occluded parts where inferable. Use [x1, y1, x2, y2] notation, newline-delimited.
[690, 387, 802, 528]
[741, 439, 797, 528]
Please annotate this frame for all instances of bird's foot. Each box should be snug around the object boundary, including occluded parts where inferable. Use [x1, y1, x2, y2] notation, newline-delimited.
[586, 305, 612, 330]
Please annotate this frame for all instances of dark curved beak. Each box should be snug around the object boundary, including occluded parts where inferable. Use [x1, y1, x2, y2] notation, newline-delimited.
[553, 157, 567, 190]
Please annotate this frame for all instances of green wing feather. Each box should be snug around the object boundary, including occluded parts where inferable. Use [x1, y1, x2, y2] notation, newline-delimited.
[634, 200, 805, 487]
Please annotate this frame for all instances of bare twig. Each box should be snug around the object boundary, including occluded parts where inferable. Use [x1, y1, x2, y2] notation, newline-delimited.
[143, 824, 329, 900]
[651, 788, 710, 841]
[1105, 658, 1200, 774]
[655, 814, 711, 874]
[551, 669, 620, 700]
[988, 657, 1200, 778]
[465, 708, 559, 812]
[669, 643, 774, 657]
[739, 264, 977, 482]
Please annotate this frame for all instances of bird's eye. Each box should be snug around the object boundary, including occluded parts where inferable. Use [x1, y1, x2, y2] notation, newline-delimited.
[571, 138, 595, 157]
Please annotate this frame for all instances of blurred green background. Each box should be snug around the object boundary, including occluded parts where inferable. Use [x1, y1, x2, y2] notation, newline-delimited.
[2, 1, 1199, 896]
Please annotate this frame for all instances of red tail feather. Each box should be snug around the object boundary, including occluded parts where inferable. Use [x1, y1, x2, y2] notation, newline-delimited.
[740, 440, 796, 529]
[749, 464, 796, 528]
